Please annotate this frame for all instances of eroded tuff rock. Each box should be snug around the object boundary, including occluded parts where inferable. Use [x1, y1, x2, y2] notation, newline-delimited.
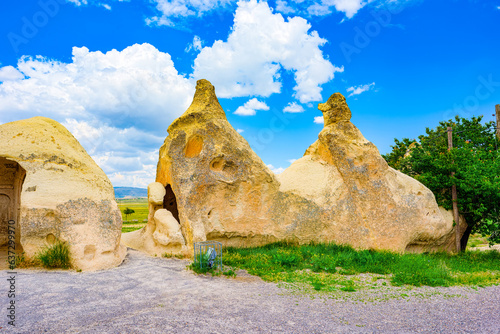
[0, 117, 126, 271]
[124, 79, 464, 255]
[285, 93, 466, 251]
[121, 182, 187, 256]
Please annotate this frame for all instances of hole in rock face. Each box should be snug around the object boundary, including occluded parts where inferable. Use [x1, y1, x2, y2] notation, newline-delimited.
[46, 233, 56, 245]
[84, 245, 96, 261]
[184, 135, 203, 158]
[210, 157, 237, 174]
[163, 184, 180, 223]
[210, 157, 224, 171]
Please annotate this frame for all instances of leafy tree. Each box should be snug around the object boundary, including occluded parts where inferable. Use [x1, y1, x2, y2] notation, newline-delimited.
[123, 207, 135, 221]
[382, 137, 417, 173]
[384, 116, 500, 249]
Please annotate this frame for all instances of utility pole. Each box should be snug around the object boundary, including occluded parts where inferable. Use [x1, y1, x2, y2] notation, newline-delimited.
[447, 126, 460, 253]
[496, 104, 500, 140]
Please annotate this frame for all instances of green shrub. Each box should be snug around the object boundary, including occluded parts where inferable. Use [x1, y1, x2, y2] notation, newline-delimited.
[37, 241, 71, 269]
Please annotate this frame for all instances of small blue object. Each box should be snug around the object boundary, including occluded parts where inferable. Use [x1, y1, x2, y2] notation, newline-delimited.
[205, 247, 217, 268]
[194, 241, 223, 270]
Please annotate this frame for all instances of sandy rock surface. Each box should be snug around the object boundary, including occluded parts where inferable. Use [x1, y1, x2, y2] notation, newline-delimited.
[1, 249, 499, 333]
[0, 117, 125, 271]
[121, 182, 189, 256]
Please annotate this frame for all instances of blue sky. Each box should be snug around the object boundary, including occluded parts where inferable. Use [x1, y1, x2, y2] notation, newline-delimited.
[1, 0, 499, 187]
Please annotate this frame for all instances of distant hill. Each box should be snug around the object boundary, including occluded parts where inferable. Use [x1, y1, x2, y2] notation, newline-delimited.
[114, 187, 148, 199]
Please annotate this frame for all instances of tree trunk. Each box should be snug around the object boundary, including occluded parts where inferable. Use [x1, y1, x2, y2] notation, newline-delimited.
[496, 104, 499, 140]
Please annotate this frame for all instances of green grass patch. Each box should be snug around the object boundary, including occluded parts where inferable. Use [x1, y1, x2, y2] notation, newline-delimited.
[122, 221, 148, 225]
[8, 252, 41, 269]
[223, 269, 236, 277]
[223, 242, 500, 290]
[8, 242, 71, 270]
[188, 261, 237, 278]
[37, 241, 71, 269]
[116, 198, 149, 222]
[162, 252, 186, 259]
[122, 226, 145, 233]
[117, 198, 149, 233]
[467, 233, 490, 248]
[188, 261, 221, 275]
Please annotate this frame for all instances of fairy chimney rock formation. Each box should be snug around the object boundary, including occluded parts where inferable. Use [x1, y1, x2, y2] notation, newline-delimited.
[121, 181, 188, 256]
[123, 79, 464, 256]
[0, 117, 126, 271]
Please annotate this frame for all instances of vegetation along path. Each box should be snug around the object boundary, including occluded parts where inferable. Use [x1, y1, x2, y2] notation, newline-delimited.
[1, 249, 499, 333]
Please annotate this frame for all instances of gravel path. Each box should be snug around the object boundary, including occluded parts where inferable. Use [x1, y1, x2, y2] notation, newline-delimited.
[1, 249, 499, 333]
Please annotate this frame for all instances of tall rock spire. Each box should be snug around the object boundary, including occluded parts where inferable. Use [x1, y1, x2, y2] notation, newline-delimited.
[318, 92, 352, 126]
[168, 79, 226, 133]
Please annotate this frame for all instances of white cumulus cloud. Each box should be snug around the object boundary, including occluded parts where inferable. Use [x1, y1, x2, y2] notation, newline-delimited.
[146, 0, 390, 24]
[185, 35, 203, 53]
[0, 66, 24, 81]
[306, 0, 370, 18]
[283, 102, 305, 113]
[276, 0, 414, 19]
[66, 0, 89, 5]
[0, 43, 194, 132]
[66, 0, 413, 25]
[313, 115, 324, 124]
[234, 98, 270, 116]
[108, 164, 157, 188]
[267, 164, 285, 174]
[193, 0, 342, 103]
[0, 43, 194, 187]
[62, 119, 163, 187]
[346, 82, 375, 97]
[276, 0, 296, 14]
[146, 0, 233, 26]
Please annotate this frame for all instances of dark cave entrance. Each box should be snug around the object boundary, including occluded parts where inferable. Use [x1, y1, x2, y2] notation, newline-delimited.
[163, 184, 180, 223]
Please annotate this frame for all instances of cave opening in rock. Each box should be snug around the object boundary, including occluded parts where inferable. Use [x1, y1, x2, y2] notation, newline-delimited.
[0, 158, 26, 269]
[163, 184, 180, 223]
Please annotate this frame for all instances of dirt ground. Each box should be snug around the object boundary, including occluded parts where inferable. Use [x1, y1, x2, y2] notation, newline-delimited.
[1, 249, 499, 333]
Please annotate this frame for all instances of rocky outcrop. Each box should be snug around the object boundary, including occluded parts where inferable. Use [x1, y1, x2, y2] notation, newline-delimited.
[284, 93, 465, 251]
[121, 182, 188, 256]
[0, 117, 126, 271]
[125, 79, 464, 256]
